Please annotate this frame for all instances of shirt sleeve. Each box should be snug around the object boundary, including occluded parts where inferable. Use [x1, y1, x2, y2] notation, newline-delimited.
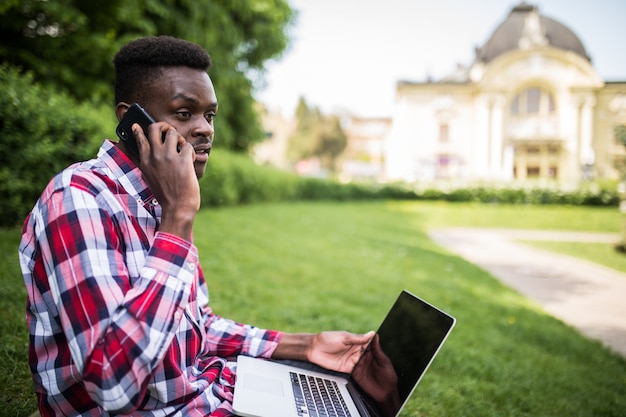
[203, 307, 283, 359]
[33, 178, 196, 412]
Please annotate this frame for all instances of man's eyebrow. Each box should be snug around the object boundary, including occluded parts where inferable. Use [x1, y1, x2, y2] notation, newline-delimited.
[171, 93, 196, 102]
[171, 94, 218, 108]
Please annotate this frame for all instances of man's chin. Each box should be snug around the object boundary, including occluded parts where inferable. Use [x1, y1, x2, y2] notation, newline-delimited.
[194, 162, 208, 180]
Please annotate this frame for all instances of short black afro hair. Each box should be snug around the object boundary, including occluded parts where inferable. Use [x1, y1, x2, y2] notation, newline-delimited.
[113, 36, 212, 104]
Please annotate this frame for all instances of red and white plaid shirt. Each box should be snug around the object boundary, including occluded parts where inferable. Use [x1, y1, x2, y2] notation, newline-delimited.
[19, 140, 282, 416]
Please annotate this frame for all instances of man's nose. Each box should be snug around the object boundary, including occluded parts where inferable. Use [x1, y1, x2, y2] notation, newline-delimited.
[193, 116, 214, 137]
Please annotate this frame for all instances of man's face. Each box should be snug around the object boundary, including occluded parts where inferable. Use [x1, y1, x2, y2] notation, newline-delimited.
[141, 66, 219, 179]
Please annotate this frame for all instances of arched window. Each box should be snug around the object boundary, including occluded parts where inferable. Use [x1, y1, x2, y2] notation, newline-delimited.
[510, 87, 555, 116]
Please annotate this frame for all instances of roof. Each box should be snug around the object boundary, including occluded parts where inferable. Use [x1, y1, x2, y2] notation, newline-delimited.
[475, 2, 591, 64]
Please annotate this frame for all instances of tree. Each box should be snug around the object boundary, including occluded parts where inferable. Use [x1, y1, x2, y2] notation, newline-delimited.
[0, 0, 294, 152]
[287, 97, 348, 174]
[316, 114, 347, 172]
[143, 0, 295, 151]
[287, 97, 317, 162]
[0, 0, 145, 101]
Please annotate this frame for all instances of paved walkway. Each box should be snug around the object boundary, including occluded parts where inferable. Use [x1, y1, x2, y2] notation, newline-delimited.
[428, 228, 626, 358]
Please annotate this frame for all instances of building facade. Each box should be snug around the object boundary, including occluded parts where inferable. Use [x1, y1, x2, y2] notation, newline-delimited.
[339, 116, 391, 182]
[384, 3, 626, 184]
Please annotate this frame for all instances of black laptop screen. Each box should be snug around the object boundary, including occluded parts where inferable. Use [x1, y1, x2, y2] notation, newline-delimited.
[350, 290, 455, 417]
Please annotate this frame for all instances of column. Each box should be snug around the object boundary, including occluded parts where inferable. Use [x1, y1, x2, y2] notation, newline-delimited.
[474, 95, 490, 178]
[489, 95, 505, 179]
[579, 96, 596, 178]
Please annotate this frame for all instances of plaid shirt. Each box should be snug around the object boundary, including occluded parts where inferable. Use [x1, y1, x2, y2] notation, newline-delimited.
[19, 140, 282, 416]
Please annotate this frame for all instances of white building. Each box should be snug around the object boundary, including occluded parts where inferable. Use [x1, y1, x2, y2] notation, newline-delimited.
[384, 2, 626, 184]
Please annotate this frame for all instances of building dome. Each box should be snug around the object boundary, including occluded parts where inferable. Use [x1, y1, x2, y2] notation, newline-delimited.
[475, 2, 591, 64]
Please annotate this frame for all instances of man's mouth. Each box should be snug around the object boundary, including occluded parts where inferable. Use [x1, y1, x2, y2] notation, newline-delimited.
[193, 143, 212, 162]
[194, 143, 212, 154]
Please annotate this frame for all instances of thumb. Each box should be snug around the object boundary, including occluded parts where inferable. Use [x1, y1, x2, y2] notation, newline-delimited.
[359, 330, 376, 345]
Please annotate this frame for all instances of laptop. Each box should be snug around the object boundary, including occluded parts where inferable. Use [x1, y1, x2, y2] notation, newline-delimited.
[233, 290, 456, 417]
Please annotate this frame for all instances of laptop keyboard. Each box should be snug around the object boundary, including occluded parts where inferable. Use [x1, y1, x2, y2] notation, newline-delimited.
[289, 372, 351, 417]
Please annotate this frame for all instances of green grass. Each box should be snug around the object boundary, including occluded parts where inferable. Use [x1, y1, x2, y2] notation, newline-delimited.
[0, 227, 32, 415]
[521, 240, 626, 274]
[400, 201, 622, 232]
[405, 201, 626, 274]
[3, 201, 626, 416]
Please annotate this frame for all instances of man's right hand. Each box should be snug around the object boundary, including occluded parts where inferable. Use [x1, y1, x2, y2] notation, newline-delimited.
[133, 122, 200, 241]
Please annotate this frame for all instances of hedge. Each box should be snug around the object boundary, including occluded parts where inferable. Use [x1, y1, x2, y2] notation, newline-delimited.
[0, 64, 114, 227]
[200, 152, 620, 208]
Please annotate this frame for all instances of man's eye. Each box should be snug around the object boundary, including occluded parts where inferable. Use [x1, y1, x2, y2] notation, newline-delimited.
[205, 113, 216, 122]
[177, 111, 192, 119]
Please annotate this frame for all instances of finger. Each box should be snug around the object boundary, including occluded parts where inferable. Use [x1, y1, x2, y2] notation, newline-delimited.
[174, 140, 196, 163]
[161, 127, 192, 157]
[370, 334, 383, 354]
[176, 134, 188, 154]
[145, 123, 167, 149]
[132, 123, 150, 158]
[161, 127, 180, 152]
[356, 331, 376, 347]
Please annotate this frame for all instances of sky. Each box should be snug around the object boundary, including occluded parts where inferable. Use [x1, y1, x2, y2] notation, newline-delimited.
[254, 0, 626, 118]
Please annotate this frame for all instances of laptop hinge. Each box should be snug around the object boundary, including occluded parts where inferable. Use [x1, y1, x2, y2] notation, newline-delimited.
[346, 382, 375, 417]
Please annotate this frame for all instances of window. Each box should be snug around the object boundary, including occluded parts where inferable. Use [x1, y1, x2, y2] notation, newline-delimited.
[548, 166, 558, 178]
[527, 166, 540, 177]
[527, 146, 540, 154]
[439, 123, 449, 143]
[510, 87, 556, 116]
[526, 88, 540, 113]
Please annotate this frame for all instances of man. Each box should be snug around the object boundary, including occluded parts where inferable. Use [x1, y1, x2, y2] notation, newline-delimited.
[19, 36, 373, 416]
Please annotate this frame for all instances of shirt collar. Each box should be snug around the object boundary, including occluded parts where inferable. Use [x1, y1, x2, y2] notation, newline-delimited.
[98, 140, 160, 209]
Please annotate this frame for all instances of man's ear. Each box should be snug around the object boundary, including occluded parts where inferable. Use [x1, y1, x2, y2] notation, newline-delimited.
[115, 102, 131, 122]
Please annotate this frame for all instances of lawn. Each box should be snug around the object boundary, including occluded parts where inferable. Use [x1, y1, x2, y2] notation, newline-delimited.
[2, 201, 625, 416]
[520, 240, 626, 273]
[406, 201, 626, 273]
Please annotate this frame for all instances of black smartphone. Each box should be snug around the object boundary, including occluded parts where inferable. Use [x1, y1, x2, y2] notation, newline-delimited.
[115, 103, 156, 158]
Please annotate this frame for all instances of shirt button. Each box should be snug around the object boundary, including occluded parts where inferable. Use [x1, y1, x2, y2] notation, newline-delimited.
[151, 198, 159, 206]
[188, 263, 196, 271]
[174, 311, 182, 320]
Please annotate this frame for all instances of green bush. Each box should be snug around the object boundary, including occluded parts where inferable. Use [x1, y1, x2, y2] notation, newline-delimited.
[200, 156, 415, 206]
[0, 64, 114, 227]
[161, 160, 626, 210]
[200, 150, 304, 206]
[411, 183, 619, 207]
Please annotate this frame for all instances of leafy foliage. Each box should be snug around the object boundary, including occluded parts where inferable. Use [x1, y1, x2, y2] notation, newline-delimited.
[0, 0, 139, 102]
[201, 149, 301, 206]
[0, 0, 295, 151]
[0, 65, 113, 227]
[287, 97, 348, 172]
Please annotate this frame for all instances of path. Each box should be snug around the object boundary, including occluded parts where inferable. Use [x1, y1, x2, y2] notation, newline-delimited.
[428, 228, 626, 358]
